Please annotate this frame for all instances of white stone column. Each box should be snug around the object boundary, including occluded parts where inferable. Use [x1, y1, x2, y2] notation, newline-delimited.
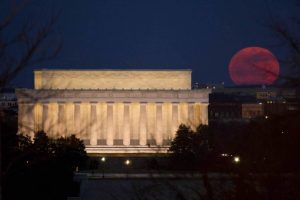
[130, 103, 140, 144]
[80, 103, 90, 142]
[24, 103, 35, 139]
[123, 102, 130, 146]
[97, 103, 107, 145]
[201, 103, 209, 125]
[65, 102, 75, 136]
[106, 102, 114, 146]
[74, 102, 81, 137]
[161, 103, 167, 143]
[156, 102, 163, 146]
[90, 102, 97, 145]
[146, 103, 156, 143]
[42, 102, 50, 134]
[179, 102, 188, 126]
[166, 103, 172, 142]
[113, 103, 124, 145]
[34, 102, 43, 132]
[139, 102, 147, 145]
[194, 103, 202, 127]
[58, 102, 67, 137]
[172, 102, 179, 138]
[188, 102, 195, 129]
[48, 102, 58, 138]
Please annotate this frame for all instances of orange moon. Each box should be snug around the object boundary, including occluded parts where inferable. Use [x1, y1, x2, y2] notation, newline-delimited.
[229, 47, 280, 85]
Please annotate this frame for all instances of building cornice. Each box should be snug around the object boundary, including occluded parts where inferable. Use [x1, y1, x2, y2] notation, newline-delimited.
[16, 89, 211, 103]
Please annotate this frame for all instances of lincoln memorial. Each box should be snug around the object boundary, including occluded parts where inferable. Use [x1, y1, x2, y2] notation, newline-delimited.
[16, 69, 210, 154]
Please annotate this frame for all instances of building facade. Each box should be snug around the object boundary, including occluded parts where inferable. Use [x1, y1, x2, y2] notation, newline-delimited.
[0, 88, 18, 119]
[0, 88, 17, 111]
[208, 86, 300, 123]
[16, 69, 210, 154]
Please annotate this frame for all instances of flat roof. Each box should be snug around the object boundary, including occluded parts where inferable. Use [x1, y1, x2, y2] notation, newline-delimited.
[34, 68, 192, 71]
[34, 69, 192, 90]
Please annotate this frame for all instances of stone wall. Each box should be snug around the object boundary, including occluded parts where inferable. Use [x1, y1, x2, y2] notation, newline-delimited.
[16, 89, 210, 154]
[34, 70, 192, 90]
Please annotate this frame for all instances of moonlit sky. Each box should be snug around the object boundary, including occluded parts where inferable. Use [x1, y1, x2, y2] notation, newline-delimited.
[3, 0, 299, 88]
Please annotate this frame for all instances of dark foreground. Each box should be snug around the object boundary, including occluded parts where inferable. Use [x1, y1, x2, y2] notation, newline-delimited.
[72, 172, 300, 200]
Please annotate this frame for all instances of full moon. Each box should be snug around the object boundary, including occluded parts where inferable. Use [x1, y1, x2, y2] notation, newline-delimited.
[229, 47, 280, 85]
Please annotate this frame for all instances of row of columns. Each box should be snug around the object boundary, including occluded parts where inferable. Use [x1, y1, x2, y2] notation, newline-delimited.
[18, 102, 208, 146]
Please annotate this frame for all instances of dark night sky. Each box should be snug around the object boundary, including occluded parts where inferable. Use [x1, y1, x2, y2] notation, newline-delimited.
[4, 0, 298, 88]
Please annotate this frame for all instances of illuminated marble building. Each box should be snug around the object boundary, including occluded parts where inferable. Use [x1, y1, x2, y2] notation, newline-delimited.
[16, 69, 210, 154]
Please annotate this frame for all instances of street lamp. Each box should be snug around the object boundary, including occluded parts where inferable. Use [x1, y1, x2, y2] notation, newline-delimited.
[233, 156, 240, 163]
[125, 159, 131, 165]
[101, 157, 106, 178]
[124, 159, 131, 178]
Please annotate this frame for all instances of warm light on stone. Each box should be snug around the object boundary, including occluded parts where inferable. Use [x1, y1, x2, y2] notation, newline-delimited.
[34, 69, 192, 90]
[17, 69, 210, 154]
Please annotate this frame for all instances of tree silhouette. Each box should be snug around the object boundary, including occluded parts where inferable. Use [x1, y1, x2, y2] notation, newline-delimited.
[2, 127, 87, 200]
[267, 0, 300, 87]
[0, 2, 62, 198]
[169, 124, 213, 170]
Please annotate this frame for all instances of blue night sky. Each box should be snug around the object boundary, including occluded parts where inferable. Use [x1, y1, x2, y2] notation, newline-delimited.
[4, 0, 298, 88]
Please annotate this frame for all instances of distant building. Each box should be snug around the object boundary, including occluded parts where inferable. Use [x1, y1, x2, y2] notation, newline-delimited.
[0, 88, 17, 114]
[241, 103, 264, 119]
[208, 86, 300, 123]
[16, 69, 210, 154]
[0, 88, 17, 108]
[193, 82, 225, 90]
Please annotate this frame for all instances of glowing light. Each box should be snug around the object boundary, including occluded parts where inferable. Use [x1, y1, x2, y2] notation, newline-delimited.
[234, 156, 240, 163]
[125, 159, 131, 165]
[101, 157, 106, 162]
[265, 115, 269, 119]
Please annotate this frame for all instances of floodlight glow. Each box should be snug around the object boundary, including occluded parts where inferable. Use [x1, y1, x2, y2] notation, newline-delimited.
[125, 159, 131, 165]
[234, 156, 240, 163]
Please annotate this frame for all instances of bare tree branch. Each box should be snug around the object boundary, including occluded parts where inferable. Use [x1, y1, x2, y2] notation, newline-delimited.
[265, 2, 300, 87]
[0, 0, 30, 31]
[0, 1, 62, 88]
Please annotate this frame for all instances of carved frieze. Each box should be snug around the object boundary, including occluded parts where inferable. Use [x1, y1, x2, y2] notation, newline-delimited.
[16, 89, 211, 103]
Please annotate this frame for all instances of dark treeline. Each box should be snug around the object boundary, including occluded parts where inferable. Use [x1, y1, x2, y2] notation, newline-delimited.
[169, 110, 300, 172]
[168, 111, 300, 200]
[1, 114, 87, 200]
